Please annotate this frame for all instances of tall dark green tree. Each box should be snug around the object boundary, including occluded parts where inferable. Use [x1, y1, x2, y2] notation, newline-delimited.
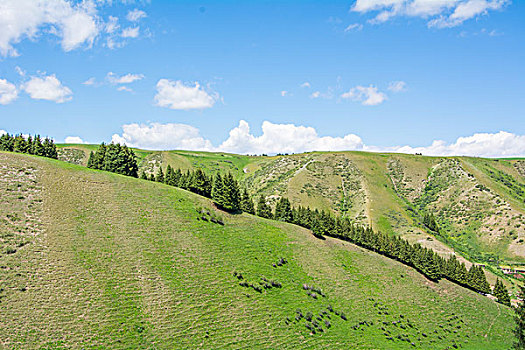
[87, 143, 106, 169]
[32, 135, 45, 156]
[494, 279, 511, 306]
[42, 137, 58, 159]
[156, 167, 164, 183]
[514, 285, 525, 349]
[0, 133, 14, 151]
[212, 172, 240, 211]
[256, 196, 272, 219]
[274, 197, 293, 222]
[240, 189, 255, 214]
[165, 165, 176, 186]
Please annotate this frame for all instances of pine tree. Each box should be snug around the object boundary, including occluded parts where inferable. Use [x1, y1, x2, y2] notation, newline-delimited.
[42, 137, 58, 159]
[494, 279, 511, 306]
[274, 197, 293, 222]
[256, 196, 272, 219]
[217, 173, 240, 211]
[156, 167, 164, 183]
[240, 189, 255, 214]
[140, 171, 148, 180]
[165, 165, 175, 186]
[0, 133, 14, 151]
[514, 284, 525, 349]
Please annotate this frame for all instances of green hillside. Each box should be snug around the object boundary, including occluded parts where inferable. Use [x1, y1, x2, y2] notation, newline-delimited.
[1, 151, 516, 348]
[58, 145, 525, 268]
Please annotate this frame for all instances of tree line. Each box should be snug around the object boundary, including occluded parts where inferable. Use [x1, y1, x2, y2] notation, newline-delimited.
[87, 143, 139, 177]
[260, 197, 507, 298]
[141, 166, 255, 214]
[0, 133, 57, 159]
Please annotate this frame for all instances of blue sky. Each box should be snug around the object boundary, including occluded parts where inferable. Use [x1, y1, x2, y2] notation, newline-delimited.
[0, 0, 524, 156]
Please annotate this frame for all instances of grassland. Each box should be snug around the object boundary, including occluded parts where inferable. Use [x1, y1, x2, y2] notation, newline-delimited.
[0, 151, 516, 348]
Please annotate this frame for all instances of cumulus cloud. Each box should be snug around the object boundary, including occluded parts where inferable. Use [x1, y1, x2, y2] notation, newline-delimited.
[300, 82, 311, 88]
[0, 79, 18, 105]
[310, 91, 321, 99]
[107, 72, 144, 84]
[111, 120, 525, 157]
[21, 74, 72, 103]
[281, 91, 289, 97]
[121, 27, 139, 38]
[351, 0, 508, 27]
[341, 85, 387, 106]
[111, 122, 214, 151]
[385, 131, 525, 158]
[388, 80, 407, 92]
[0, 0, 99, 56]
[154, 79, 217, 110]
[218, 120, 365, 154]
[126, 9, 146, 22]
[64, 136, 86, 144]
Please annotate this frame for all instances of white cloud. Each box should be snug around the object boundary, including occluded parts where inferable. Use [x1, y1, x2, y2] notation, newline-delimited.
[218, 120, 365, 154]
[310, 91, 321, 99]
[64, 136, 86, 144]
[106, 72, 144, 84]
[385, 131, 525, 158]
[281, 90, 288, 97]
[0, 79, 18, 105]
[388, 80, 407, 92]
[22, 74, 72, 103]
[300, 82, 311, 88]
[0, 0, 100, 56]
[121, 26, 139, 38]
[82, 77, 96, 85]
[111, 120, 525, 157]
[341, 85, 387, 105]
[126, 9, 146, 22]
[154, 79, 217, 110]
[351, 0, 508, 27]
[105, 15, 119, 34]
[111, 122, 214, 151]
[0, 130, 6, 136]
[117, 86, 133, 92]
[345, 23, 364, 32]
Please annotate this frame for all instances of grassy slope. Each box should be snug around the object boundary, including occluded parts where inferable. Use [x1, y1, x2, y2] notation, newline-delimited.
[0, 152, 515, 349]
[56, 145, 525, 269]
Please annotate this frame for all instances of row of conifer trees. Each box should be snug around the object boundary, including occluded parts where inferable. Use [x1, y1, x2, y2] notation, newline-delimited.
[87, 143, 139, 178]
[263, 197, 503, 297]
[141, 165, 255, 214]
[143, 164, 509, 302]
[0, 133, 57, 159]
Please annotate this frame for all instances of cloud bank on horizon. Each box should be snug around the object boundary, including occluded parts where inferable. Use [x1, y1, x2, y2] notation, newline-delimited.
[94, 121, 525, 158]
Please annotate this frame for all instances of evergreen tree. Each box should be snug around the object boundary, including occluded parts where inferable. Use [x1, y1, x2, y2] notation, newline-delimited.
[26, 135, 34, 154]
[212, 173, 240, 211]
[494, 279, 511, 306]
[0, 133, 14, 151]
[274, 197, 293, 222]
[140, 171, 148, 180]
[32, 135, 45, 156]
[165, 165, 176, 186]
[190, 169, 212, 197]
[256, 196, 272, 219]
[514, 284, 525, 349]
[149, 173, 156, 181]
[240, 189, 255, 214]
[42, 137, 58, 159]
[156, 167, 164, 183]
[13, 135, 28, 153]
[89, 143, 106, 169]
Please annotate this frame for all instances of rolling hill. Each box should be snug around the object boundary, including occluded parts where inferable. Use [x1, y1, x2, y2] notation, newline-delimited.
[0, 151, 516, 348]
[58, 145, 525, 269]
